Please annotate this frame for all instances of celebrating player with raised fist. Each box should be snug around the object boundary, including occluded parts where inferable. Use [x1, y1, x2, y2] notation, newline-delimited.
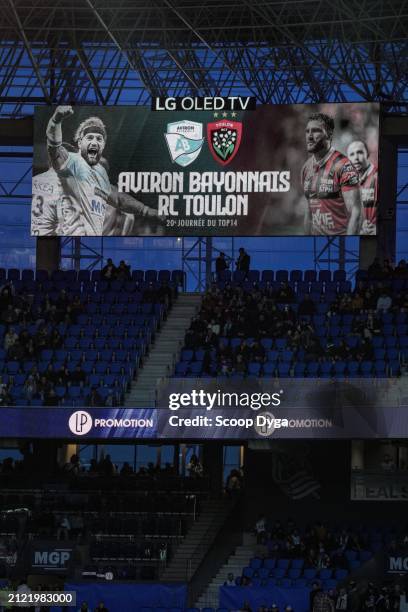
[45, 105, 161, 236]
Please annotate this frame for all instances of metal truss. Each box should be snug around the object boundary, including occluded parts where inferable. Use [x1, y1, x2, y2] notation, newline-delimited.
[0, 0, 406, 118]
[313, 237, 359, 279]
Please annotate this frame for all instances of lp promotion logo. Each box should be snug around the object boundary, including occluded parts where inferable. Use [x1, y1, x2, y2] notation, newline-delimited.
[68, 411, 93, 435]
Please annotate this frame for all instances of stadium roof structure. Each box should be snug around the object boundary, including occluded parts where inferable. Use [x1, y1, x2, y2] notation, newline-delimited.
[0, 0, 407, 117]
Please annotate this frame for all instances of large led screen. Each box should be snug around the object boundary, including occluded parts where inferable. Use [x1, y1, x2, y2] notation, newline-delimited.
[32, 102, 379, 237]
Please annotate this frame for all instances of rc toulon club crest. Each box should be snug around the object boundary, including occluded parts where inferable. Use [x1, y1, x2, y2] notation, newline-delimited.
[207, 120, 242, 165]
[164, 120, 204, 167]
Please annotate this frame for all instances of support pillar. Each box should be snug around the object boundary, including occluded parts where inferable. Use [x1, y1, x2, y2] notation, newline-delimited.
[36, 237, 60, 272]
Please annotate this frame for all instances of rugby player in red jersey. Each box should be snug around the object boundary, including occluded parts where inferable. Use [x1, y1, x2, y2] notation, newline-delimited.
[346, 140, 378, 236]
[301, 113, 361, 235]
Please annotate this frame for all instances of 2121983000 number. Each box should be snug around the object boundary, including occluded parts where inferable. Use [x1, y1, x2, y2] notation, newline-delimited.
[0, 591, 76, 607]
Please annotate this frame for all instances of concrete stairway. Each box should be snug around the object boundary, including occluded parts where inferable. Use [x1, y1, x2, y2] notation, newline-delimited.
[161, 498, 233, 583]
[194, 533, 256, 608]
[125, 292, 201, 408]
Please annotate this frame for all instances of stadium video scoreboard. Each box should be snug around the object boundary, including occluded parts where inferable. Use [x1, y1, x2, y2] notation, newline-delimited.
[32, 99, 379, 238]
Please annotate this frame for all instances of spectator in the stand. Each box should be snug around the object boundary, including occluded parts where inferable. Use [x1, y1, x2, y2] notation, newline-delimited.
[255, 513, 267, 543]
[394, 259, 408, 277]
[70, 364, 86, 386]
[23, 374, 38, 401]
[310, 582, 323, 610]
[101, 258, 117, 280]
[4, 327, 18, 351]
[236, 247, 250, 273]
[116, 260, 131, 281]
[78, 602, 90, 612]
[187, 454, 203, 478]
[215, 252, 229, 279]
[44, 388, 58, 406]
[64, 453, 81, 475]
[57, 514, 71, 540]
[376, 291, 392, 313]
[224, 572, 236, 586]
[120, 462, 133, 476]
[0, 381, 12, 406]
[99, 454, 115, 476]
[335, 587, 348, 610]
[380, 453, 396, 471]
[367, 257, 384, 278]
[94, 603, 109, 612]
[313, 591, 334, 612]
[89, 389, 103, 407]
[276, 282, 295, 303]
[298, 293, 316, 315]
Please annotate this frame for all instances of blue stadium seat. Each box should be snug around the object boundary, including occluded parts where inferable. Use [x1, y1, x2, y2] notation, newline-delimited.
[359, 550, 372, 562]
[242, 566, 254, 578]
[304, 270, 317, 282]
[258, 567, 269, 580]
[21, 269, 34, 282]
[334, 568, 348, 580]
[347, 361, 360, 376]
[290, 270, 302, 282]
[248, 270, 260, 283]
[250, 557, 262, 569]
[261, 270, 274, 282]
[374, 360, 386, 375]
[303, 568, 317, 580]
[344, 550, 358, 562]
[360, 361, 373, 376]
[320, 362, 333, 377]
[306, 362, 319, 377]
[276, 270, 289, 282]
[264, 558, 276, 570]
[319, 270, 331, 282]
[181, 349, 194, 362]
[333, 361, 346, 376]
[189, 361, 202, 375]
[288, 568, 302, 579]
[319, 568, 332, 580]
[248, 362, 261, 376]
[294, 363, 306, 377]
[14, 374, 26, 386]
[324, 579, 338, 590]
[349, 559, 361, 571]
[7, 268, 20, 281]
[277, 363, 290, 377]
[280, 578, 292, 588]
[293, 578, 308, 588]
[333, 270, 346, 282]
[30, 398, 44, 406]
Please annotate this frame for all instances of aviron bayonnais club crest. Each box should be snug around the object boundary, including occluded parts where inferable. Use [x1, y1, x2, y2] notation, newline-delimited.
[164, 120, 204, 167]
[207, 120, 242, 166]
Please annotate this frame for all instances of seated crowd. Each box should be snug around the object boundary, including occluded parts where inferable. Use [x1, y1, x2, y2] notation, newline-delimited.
[177, 261, 408, 378]
[0, 264, 181, 406]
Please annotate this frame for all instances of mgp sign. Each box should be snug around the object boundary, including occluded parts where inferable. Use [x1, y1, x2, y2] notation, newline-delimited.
[386, 555, 408, 574]
[29, 541, 74, 573]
